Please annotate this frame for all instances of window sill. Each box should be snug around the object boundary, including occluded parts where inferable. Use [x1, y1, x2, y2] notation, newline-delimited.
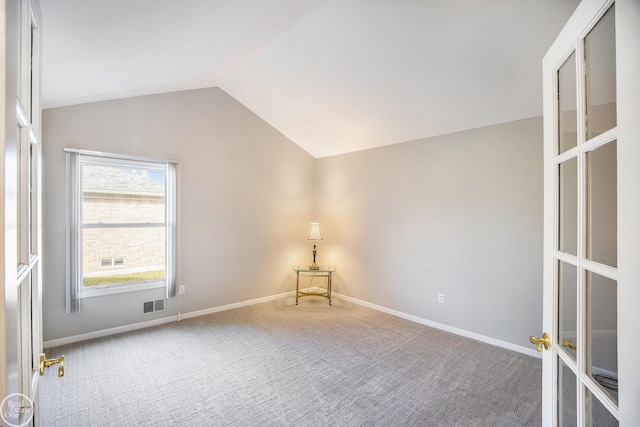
[78, 280, 166, 299]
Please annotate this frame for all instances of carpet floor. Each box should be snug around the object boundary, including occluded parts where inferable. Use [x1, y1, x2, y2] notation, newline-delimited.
[42, 297, 542, 426]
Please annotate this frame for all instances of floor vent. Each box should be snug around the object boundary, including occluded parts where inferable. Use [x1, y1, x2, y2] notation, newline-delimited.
[143, 299, 166, 314]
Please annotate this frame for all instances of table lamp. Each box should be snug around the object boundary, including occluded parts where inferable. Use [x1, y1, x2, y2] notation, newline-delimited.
[306, 222, 323, 270]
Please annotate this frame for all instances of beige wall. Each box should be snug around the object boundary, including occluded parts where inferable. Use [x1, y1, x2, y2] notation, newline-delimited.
[315, 117, 544, 348]
[42, 88, 547, 353]
[42, 88, 315, 341]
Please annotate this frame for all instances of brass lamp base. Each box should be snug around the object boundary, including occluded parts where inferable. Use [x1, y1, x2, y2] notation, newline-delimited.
[310, 242, 320, 270]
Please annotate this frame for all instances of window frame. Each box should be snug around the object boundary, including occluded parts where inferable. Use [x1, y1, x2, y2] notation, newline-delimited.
[65, 149, 178, 311]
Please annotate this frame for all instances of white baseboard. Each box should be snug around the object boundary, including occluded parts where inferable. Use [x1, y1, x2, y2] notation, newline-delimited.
[43, 315, 179, 348]
[45, 290, 538, 359]
[43, 291, 293, 348]
[179, 291, 293, 320]
[334, 292, 542, 359]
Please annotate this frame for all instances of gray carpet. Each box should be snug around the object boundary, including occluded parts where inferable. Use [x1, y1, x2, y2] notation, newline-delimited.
[42, 297, 542, 426]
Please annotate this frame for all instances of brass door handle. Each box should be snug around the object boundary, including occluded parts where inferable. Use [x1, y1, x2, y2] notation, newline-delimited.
[562, 339, 577, 350]
[530, 332, 551, 352]
[39, 353, 64, 377]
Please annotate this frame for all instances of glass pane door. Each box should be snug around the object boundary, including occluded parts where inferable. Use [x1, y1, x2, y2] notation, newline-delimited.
[552, 2, 618, 425]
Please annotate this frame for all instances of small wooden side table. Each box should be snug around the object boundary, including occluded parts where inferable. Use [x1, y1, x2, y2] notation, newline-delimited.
[293, 265, 336, 305]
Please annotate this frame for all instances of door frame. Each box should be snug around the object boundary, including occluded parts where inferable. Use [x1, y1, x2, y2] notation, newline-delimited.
[1, 0, 24, 408]
[615, 0, 640, 424]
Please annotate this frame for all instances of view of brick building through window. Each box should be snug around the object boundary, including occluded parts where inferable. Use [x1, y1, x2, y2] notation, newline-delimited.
[82, 164, 166, 287]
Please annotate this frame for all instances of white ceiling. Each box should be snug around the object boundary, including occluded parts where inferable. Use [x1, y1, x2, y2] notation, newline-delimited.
[40, 0, 580, 158]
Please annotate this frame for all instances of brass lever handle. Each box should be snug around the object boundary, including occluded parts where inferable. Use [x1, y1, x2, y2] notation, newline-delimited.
[39, 353, 64, 377]
[530, 332, 551, 352]
[562, 339, 577, 350]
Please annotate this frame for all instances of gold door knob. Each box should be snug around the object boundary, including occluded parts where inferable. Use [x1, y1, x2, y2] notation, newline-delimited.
[39, 353, 64, 377]
[562, 339, 577, 350]
[530, 332, 551, 352]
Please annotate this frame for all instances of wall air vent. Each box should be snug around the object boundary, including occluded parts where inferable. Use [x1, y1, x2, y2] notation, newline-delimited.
[143, 299, 166, 314]
[143, 301, 154, 314]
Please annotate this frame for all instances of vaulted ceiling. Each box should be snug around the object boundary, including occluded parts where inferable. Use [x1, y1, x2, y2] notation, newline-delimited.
[39, 0, 580, 158]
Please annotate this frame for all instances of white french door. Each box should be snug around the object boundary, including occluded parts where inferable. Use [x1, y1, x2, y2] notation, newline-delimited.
[540, 0, 640, 425]
[4, 1, 51, 426]
[16, 0, 44, 425]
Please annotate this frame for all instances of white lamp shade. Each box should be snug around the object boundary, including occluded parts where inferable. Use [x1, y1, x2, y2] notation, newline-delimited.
[306, 222, 323, 241]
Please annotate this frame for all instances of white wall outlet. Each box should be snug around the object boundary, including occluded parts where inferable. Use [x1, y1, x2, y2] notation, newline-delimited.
[438, 293, 445, 304]
[179, 285, 185, 295]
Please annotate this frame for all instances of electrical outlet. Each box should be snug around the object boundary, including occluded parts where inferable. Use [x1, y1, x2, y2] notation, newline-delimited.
[438, 293, 445, 304]
[179, 285, 185, 295]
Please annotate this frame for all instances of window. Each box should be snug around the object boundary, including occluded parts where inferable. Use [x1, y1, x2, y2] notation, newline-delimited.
[66, 150, 177, 312]
[100, 257, 126, 268]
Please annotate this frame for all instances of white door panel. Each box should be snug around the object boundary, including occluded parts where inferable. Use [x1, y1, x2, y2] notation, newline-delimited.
[541, 0, 640, 425]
